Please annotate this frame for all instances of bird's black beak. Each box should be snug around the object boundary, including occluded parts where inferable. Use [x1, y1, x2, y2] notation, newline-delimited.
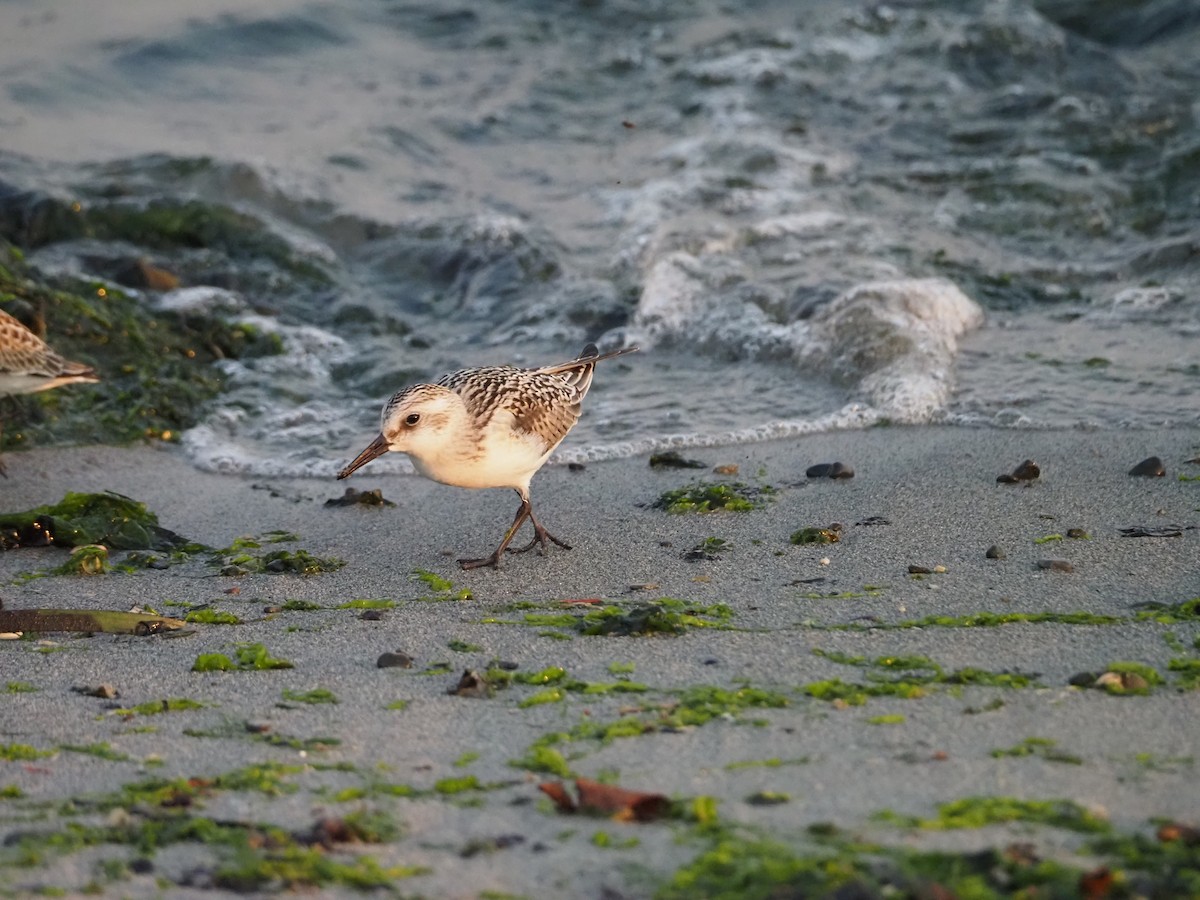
[338, 434, 390, 479]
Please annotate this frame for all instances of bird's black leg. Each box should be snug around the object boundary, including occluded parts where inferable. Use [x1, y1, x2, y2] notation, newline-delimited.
[458, 495, 532, 570]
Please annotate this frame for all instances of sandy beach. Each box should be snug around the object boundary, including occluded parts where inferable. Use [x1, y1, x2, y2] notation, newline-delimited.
[1, 426, 1199, 898]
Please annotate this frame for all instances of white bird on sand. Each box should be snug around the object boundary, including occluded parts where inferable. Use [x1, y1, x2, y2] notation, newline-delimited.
[338, 342, 636, 569]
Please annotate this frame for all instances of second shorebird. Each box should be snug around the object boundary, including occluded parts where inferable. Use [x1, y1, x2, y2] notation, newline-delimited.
[338, 343, 636, 569]
[1, 308, 100, 476]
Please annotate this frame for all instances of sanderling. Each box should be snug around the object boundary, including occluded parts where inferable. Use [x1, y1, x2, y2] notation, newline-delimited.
[0, 308, 100, 475]
[338, 342, 637, 569]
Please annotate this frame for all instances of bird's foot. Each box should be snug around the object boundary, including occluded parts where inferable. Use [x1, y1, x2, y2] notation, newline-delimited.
[509, 523, 571, 555]
[457, 550, 503, 570]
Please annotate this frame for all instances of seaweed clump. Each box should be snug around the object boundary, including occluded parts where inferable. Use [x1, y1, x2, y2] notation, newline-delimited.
[653, 482, 775, 514]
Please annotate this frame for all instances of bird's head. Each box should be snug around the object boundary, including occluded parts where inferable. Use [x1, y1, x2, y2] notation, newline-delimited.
[338, 384, 464, 479]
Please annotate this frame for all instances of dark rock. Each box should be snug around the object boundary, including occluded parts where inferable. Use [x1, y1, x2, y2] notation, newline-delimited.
[854, 516, 891, 526]
[985, 545, 1006, 560]
[73, 684, 119, 699]
[1069, 672, 1098, 688]
[359, 609, 384, 621]
[1010, 460, 1040, 481]
[805, 461, 854, 479]
[1120, 525, 1186, 537]
[649, 450, 707, 469]
[1066, 528, 1089, 539]
[450, 669, 491, 697]
[1036, 559, 1074, 572]
[1128, 456, 1166, 477]
[568, 462, 586, 472]
[493, 659, 519, 671]
[324, 487, 396, 508]
[908, 564, 932, 575]
[376, 651, 414, 669]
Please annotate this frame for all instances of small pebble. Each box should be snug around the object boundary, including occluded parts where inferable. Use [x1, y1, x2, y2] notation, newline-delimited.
[263, 605, 282, 614]
[359, 610, 384, 621]
[1068, 672, 1097, 688]
[494, 659, 519, 671]
[908, 565, 932, 575]
[73, 684, 119, 699]
[998, 459, 1040, 483]
[1128, 456, 1165, 477]
[376, 651, 414, 669]
[806, 461, 854, 479]
[985, 545, 1006, 559]
[713, 464, 739, 475]
[1066, 528, 1089, 539]
[568, 462, 586, 472]
[450, 669, 491, 698]
[1036, 559, 1074, 573]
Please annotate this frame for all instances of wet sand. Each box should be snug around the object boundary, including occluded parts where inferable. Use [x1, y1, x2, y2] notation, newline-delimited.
[1, 427, 1198, 897]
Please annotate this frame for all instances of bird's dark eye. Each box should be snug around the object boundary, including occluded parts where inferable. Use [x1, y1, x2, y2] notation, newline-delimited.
[405, 413, 420, 426]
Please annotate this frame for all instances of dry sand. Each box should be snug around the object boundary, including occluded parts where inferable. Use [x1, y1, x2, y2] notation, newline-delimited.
[1, 426, 1198, 897]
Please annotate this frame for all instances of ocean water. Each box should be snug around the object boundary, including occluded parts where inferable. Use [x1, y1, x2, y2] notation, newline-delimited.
[1, 0, 1197, 476]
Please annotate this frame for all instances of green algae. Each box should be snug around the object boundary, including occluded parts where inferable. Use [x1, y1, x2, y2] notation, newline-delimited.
[658, 819, 1139, 900]
[525, 598, 737, 637]
[901, 796, 1111, 833]
[51, 544, 110, 575]
[0, 492, 197, 552]
[434, 775, 481, 795]
[1132, 597, 1200, 623]
[509, 745, 573, 778]
[745, 790, 791, 805]
[654, 481, 776, 513]
[448, 638, 483, 652]
[115, 698, 205, 716]
[511, 683, 790, 776]
[866, 714, 905, 725]
[991, 737, 1083, 765]
[280, 598, 322, 611]
[184, 608, 242, 625]
[384, 699, 410, 711]
[58, 742, 130, 762]
[0, 743, 54, 761]
[1168, 657, 1200, 689]
[806, 649, 1036, 704]
[191, 642, 293, 672]
[829, 609, 1121, 630]
[724, 757, 810, 771]
[519, 688, 566, 708]
[5, 681, 38, 693]
[790, 526, 840, 545]
[411, 568, 474, 600]
[334, 598, 395, 609]
[212, 545, 344, 576]
[592, 830, 640, 849]
[280, 688, 338, 705]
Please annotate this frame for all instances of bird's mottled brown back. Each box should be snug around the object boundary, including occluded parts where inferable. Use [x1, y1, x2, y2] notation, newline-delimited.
[439, 361, 592, 453]
[0, 309, 69, 378]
